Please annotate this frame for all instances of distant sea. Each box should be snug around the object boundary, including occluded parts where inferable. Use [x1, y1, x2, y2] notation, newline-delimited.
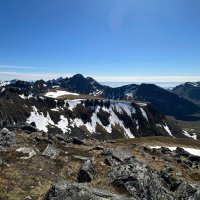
[100, 82, 183, 89]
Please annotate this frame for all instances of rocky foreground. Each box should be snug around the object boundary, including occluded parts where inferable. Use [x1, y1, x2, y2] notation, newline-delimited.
[0, 127, 200, 200]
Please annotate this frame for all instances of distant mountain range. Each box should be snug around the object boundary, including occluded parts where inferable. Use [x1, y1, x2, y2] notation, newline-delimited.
[1, 74, 200, 121]
[172, 82, 200, 105]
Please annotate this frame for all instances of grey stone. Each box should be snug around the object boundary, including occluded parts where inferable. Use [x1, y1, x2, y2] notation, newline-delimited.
[107, 158, 174, 200]
[175, 147, 190, 157]
[73, 155, 92, 161]
[161, 147, 172, 154]
[189, 155, 200, 163]
[77, 159, 96, 183]
[45, 180, 133, 200]
[104, 157, 119, 166]
[175, 182, 200, 200]
[111, 147, 134, 162]
[42, 144, 61, 159]
[0, 145, 7, 153]
[72, 137, 85, 145]
[0, 128, 16, 148]
[160, 168, 182, 191]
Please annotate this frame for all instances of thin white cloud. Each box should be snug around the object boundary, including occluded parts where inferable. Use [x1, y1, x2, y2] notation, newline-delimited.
[0, 65, 39, 70]
[0, 71, 200, 83]
[0, 71, 71, 81]
[92, 75, 200, 83]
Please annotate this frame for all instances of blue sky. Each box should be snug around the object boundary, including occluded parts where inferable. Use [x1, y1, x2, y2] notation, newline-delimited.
[0, 0, 200, 83]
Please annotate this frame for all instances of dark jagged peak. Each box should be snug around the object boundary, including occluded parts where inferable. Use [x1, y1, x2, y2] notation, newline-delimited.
[9, 80, 32, 89]
[65, 74, 101, 94]
[172, 81, 200, 104]
[135, 83, 200, 118]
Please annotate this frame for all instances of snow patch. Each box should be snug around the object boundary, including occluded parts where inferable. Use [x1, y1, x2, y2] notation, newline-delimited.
[27, 106, 54, 132]
[55, 115, 70, 133]
[140, 108, 148, 122]
[149, 146, 200, 156]
[16, 147, 37, 159]
[45, 90, 79, 98]
[163, 124, 174, 137]
[182, 130, 197, 140]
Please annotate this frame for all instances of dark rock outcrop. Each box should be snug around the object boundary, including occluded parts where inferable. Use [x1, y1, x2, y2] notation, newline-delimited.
[175, 182, 200, 200]
[0, 128, 16, 148]
[20, 124, 38, 133]
[107, 158, 174, 200]
[72, 137, 85, 145]
[45, 180, 134, 200]
[77, 159, 96, 183]
[42, 144, 61, 159]
[175, 147, 190, 157]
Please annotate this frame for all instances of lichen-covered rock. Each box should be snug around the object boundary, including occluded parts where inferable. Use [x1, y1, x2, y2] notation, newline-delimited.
[104, 157, 119, 166]
[175, 182, 200, 200]
[0, 128, 16, 148]
[45, 181, 134, 200]
[101, 147, 134, 162]
[42, 144, 61, 159]
[77, 159, 96, 183]
[107, 158, 174, 200]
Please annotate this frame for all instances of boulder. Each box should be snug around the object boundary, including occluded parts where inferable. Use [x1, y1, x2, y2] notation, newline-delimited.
[0, 128, 16, 147]
[101, 148, 113, 156]
[161, 147, 172, 154]
[107, 158, 174, 200]
[175, 147, 190, 157]
[111, 147, 134, 162]
[73, 155, 92, 161]
[77, 159, 96, 183]
[189, 155, 200, 163]
[16, 147, 37, 159]
[175, 182, 200, 200]
[0, 145, 7, 153]
[21, 124, 38, 133]
[160, 168, 182, 191]
[42, 144, 61, 159]
[104, 157, 119, 166]
[72, 137, 85, 145]
[45, 180, 133, 200]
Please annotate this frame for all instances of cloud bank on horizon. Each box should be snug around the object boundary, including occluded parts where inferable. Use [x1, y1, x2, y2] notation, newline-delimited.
[0, 65, 199, 86]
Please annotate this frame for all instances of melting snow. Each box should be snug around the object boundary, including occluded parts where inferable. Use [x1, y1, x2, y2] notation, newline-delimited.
[163, 124, 174, 138]
[149, 146, 200, 156]
[67, 99, 82, 111]
[19, 94, 33, 99]
[112, 102, 135, 117]
[182, 130, 197, 140]
[27, 106, 54, 132]
[140, 108, 148, 122]
[0, 81, 10, 87]
[45, 90, 79, 98]
[55, 115, 70, 133]
[16, 147, 37, 159]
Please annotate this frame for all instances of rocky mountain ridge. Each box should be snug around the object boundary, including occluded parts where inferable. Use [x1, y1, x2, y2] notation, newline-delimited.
[172, 82, 200, 105]
[1, 74, 200, 120]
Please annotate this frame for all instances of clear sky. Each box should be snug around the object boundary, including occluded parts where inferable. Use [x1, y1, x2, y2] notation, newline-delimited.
[0, 0, 200, 83]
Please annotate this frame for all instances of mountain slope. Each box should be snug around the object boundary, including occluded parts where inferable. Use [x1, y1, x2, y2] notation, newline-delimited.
[1, 74, 200, 121]
[172, 82, 200, 105]
[0, 87, 193, 139]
